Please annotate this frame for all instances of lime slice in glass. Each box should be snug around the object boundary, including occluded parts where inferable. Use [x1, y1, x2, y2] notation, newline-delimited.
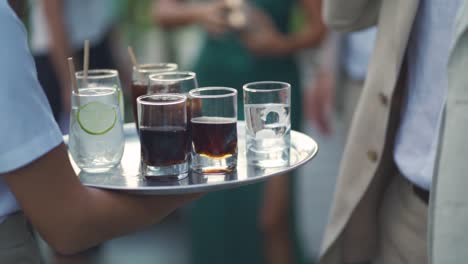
[77, 102, 117, 135]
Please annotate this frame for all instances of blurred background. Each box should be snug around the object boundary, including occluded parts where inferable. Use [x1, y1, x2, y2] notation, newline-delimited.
[10, 0, 376, 263]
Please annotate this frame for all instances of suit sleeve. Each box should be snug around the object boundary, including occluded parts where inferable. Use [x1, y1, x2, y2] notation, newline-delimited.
[430, 7, 468, 262]
[323, 0, 382, 32]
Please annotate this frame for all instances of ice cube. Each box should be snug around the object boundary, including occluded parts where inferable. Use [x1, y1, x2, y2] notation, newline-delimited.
[255, 129, 276, 139]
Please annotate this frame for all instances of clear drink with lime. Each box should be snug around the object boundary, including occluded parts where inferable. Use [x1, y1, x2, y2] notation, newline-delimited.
[76, 69, 125, 121]
[68, 87, 125, 172]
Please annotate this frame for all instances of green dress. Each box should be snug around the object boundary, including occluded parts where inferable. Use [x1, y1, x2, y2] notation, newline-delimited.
[190, 1, 304, 263]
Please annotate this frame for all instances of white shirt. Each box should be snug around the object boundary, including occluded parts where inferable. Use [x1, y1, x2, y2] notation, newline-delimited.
[394, 0, 462, 190]
[0, 0, 63, 223]
[29, 0, 117, 54]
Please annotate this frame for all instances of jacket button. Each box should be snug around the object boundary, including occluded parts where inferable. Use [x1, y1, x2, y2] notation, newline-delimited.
[378, 92, 389, 106]
[367, 150, 379, 162]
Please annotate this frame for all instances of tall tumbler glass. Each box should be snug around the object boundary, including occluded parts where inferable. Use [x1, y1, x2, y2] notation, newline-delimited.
[243, 81, 291, 167]
[137, 94, 189, 180]
[189, 87, 238, 173]
[76, 69, 125, 120]
[69, 87, 125, 173]
[131, 63, 178, 123]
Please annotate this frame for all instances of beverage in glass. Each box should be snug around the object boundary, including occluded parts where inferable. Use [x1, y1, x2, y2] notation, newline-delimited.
[137, 94, 189, 180]
[76, 69, 125, 120]
[68, 87, 125, 172]
[148, 71, 199, 131]
[131, 63, 178, 123]
[189, 87, 238, 173]
[148, 71, 198, 94]
[243, 81, 291, 167]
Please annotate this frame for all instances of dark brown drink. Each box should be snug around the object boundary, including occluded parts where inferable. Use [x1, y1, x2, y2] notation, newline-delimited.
[188, 98, 202, 121]
[148, 83, 180, 94]
[187, 98, 202, 133]
[139, 126, 190, 166]
[191, 117, 237, 158]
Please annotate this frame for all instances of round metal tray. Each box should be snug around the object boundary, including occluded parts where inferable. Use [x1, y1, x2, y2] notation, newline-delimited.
[71, 122, 318, 195]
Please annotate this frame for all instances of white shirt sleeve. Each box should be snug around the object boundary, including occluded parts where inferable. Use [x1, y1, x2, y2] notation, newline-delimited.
[0, 2, 63, 174]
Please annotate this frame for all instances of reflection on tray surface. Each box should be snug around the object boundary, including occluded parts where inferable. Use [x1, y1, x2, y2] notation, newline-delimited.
[76, 122, 317, 194]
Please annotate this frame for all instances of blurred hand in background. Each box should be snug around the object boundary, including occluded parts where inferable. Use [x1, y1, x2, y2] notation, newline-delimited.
[154, 0, 230, 36]
[305, 69, 335, 136]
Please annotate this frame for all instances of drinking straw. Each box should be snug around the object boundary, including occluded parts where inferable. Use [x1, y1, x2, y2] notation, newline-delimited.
[127, 46, 145, 80]
[83, 39, 90, 87]
[68, 57, 79, 94]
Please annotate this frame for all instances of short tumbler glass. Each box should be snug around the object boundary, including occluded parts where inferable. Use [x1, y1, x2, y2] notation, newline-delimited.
[243, 81, 291, 167]
[131, 63, 178, 123]
[148, 71, 198, 95]
[148, 71, 199, 135]
[137, 94, 189, 180]
[189, 87, 238, 173]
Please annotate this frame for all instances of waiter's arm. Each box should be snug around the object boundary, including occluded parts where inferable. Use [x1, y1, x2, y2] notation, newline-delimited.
[4, 144, 200, 255]
[323, 0, 381, 31]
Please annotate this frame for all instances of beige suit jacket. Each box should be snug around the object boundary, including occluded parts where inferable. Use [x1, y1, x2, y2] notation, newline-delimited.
[430, 2, 468, 262]
[320, 0, 420, 263]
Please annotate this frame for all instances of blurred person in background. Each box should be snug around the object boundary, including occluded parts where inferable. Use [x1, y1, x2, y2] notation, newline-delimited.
[320, 0, 468, 263]
[154, 0, 325, 263]
[8, 0, 26, 18]
[308, 27, 377, 136]
[296, 28, 377, 263]
[29, 0, 122, 132]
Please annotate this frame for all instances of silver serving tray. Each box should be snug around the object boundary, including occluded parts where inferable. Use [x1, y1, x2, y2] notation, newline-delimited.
[68, 122, 318, 195]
